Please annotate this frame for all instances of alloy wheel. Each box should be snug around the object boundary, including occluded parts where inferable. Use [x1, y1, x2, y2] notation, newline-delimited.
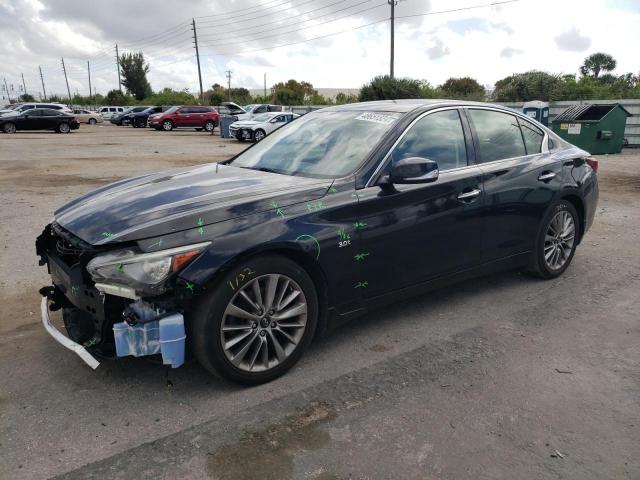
[59, 123, 70, 133]
[3, 123, 16, 134]
[220, 274, 307, 373]
[544, 210, 575, 270]
[162, 120, 173, 131]
[254, 130, 265, 142]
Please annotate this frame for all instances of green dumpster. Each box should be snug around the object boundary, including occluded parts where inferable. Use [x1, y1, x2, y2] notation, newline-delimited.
[551, 103, 631, 154]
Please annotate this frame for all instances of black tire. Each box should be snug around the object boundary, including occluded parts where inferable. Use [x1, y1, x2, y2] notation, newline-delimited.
[3, 122, 16, 134]
[526, 200, 579, 279]
[253, 129, 266, 142]
[135, 118, 146, 128]
[204, 120, 215, 133]
[190, 254, 318, 385]
[88, 118, 97, 125]
[162, 120, 174, 131]
[195, 127, 203, 131]
[57, 122, 71, 134]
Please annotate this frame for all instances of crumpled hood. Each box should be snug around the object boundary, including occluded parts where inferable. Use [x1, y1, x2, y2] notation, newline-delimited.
[54, 164, 329, 245]
[231, 120, 261, 128]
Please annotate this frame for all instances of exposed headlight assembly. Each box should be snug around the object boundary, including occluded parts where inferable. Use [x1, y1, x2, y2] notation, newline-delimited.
[87, 242, 210, 296]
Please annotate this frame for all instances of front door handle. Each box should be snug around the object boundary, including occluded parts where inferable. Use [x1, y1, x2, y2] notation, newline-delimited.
[457, 188, 482, 202]
[538, 171, 556, 182]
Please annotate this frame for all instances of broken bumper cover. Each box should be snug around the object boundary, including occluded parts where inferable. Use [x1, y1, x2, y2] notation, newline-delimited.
[40, 297, 100, 370]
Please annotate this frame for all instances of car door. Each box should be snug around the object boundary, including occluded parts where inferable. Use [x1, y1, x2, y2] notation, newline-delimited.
[40, 109, 63, 130]
[465, 108, 560, 262]
[267, 114, 285, 134]
[355, 108, 486, 298]
[175, 107, 193, 127]
[22, 109, 43, 130]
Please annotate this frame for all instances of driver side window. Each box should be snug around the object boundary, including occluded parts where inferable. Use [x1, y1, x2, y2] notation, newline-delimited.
[392, 109, 468, 171]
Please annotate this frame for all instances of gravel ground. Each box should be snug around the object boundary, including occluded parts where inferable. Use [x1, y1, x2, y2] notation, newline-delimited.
[0, 125, 638, 479]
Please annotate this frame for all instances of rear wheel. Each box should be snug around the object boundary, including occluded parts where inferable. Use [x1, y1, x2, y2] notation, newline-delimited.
[190, 254, 318, 385]
[162, 120, 174, 131]
[253, 129, 266, 142]
[58, 122, 71, 134]
[88, 118, 97, 125]
[526, 201, 578, 279]
[3, 122, 16, 134]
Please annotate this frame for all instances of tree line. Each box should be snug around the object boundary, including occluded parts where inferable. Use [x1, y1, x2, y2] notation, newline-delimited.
[17, 51, 639, 106]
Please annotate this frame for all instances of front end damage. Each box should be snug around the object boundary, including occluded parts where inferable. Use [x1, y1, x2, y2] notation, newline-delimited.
[36, 222, 201, 369]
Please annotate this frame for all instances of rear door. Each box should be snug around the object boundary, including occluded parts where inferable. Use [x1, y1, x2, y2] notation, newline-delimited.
[356, 108, 486, 298]
[466, 108, 559, 261]
[40, 109, 63, 130]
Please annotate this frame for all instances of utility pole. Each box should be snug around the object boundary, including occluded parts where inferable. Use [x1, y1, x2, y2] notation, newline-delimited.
[264, 73, 267, 98]
[3, 78, 11, 102]
[192, 18, 204, 103]
[21, 73, 27, 98]
[39, 66, 47, 100]
[226, 70, 232, 101]
[61, 58, 72, 105]
[87, 60, 93, 102]
[389, 0, 396, 78]
[115, 44, 122, 91]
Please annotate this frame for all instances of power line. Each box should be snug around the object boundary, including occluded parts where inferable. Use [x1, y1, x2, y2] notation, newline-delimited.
[196, 0, 376, 41]
[196, 0, 323, 26]
[198, 2, 387, 49]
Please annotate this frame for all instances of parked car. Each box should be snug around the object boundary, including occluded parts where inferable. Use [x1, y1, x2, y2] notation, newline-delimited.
[72, 109, 103, 125]
[230, 112, 299, 142]
[128, 106, 166, 128]
[235, 104, 285, 121]
[148, 105, 219, 132]
[0, 103, 71, 117]
[97, 106, 127, 120]
[110, 106, 148, 126]
[36, 100, 598, 385]
[1, 108, 79, 133]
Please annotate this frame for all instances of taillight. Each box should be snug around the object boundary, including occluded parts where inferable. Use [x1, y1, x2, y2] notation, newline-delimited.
[585, 157, 598, 174]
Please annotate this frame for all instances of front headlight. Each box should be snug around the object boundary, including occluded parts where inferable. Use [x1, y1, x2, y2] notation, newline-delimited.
[87, 241, 210, 295]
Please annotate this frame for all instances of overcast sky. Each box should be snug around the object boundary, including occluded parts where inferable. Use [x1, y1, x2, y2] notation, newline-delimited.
[1, 0, 639, 99]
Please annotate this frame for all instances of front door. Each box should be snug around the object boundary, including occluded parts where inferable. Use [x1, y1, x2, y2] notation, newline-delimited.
[355, 108, 485, 298]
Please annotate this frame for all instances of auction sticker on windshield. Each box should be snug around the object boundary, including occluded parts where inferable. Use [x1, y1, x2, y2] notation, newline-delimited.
[355, 112, 399, 125]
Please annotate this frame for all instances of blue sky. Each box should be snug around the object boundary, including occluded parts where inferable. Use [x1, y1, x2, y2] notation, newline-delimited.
[1, 0, 639, 99]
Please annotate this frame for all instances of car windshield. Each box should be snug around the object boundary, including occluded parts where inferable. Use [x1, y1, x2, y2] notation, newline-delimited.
[164, 106, 178, 114]
[142, 106, 156, 113]
[243, 104, 257, 112]
[252, 113, 273, 122]
[229, 110, 402, 178]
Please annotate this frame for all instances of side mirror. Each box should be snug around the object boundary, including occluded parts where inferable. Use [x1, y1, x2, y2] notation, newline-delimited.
[388, 157, 439, 184]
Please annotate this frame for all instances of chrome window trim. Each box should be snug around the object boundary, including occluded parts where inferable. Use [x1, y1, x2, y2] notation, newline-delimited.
[364, 104, 549, 188]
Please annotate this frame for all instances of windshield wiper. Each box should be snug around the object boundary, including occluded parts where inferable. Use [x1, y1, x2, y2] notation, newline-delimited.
[240, 166, 287, 175]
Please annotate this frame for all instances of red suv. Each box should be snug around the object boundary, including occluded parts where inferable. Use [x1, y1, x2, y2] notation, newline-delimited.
[148, 105, 219, 132]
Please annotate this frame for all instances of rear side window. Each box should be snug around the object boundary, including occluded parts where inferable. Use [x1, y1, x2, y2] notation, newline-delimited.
[41, 109, 62, 116]
[468, 109, 526, 162]
[254, 105, 267, 114]
[109, 108, 116, 112]
[518, 118, 544, 154]
[391, 109, 467, 171]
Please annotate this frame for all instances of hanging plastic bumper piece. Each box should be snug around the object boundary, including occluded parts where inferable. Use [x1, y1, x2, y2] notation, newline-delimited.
[40, 296, 100, 370]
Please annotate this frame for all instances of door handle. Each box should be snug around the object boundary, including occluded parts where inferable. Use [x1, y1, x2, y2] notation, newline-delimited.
[538, 171, 556, 182]
[457, 188, 482, 202]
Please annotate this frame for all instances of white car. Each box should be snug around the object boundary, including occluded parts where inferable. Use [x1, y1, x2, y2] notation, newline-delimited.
[229, 112, 299, 142]
[235, 103, 285, 121]
[0, 102, 71, 117]
[96, 106, 127, 119]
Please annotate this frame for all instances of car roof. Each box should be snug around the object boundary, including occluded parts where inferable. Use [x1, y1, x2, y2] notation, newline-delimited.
[320, 99, 515, 114]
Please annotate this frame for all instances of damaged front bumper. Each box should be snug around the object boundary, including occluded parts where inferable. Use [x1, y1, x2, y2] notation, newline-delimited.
[40, 295, 100, 370]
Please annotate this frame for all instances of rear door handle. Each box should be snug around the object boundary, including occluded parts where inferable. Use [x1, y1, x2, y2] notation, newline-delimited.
[457, 188, 482, 202]
[538, 171, 556, 182]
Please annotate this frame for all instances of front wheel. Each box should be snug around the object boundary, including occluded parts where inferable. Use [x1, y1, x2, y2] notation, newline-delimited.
[162, 120, 174, 131]
[190, 254, 318, 385]
[3, 122, 16, 134]
[135, 118, 146, 128]
[526, 201, 579, 279]
[57, 122, 71, 134]
[253, 129, 266, 142]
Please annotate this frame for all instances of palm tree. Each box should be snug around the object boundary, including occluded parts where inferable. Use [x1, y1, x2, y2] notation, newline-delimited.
[580, 53, 617, 79]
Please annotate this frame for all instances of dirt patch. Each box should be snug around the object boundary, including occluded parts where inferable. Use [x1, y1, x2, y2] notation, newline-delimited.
[206, 402, 337, 480]
[369, 344, 390, 352]
[598, 171, 640, 192]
